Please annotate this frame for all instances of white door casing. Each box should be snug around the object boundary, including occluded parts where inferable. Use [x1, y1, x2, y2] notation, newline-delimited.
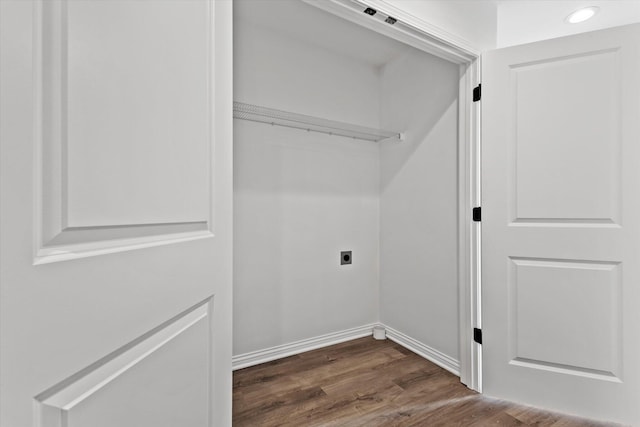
[0, 0, 233, 426]
[483, 24, 640, 424]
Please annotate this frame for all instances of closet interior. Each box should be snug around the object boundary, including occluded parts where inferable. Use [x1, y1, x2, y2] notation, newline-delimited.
[233, 0, 462, 374]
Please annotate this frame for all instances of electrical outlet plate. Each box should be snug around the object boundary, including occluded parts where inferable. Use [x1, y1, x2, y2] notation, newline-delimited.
[340, 251, 352, 265]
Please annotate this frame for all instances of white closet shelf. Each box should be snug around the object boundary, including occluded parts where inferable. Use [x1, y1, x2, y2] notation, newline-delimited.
[233, 102, 403, 143]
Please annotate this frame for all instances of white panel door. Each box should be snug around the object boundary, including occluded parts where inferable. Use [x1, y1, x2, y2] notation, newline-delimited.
[0, 1, 233, 426]
[483, 24, 640, 425]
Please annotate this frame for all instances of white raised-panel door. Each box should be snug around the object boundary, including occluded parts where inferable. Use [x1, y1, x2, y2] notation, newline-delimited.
[482, 24, 640, 425]
[0, 1, 233, 426]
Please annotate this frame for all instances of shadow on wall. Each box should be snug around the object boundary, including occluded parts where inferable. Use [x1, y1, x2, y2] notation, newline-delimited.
[379, 50, 460, 190]
[378, 49, 462, 361]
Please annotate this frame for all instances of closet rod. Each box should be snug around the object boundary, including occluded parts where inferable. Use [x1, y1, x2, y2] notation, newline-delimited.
[233, 102, 403, 143]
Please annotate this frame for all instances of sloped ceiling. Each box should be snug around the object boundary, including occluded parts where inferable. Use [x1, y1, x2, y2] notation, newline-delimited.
[234, 0, 415, 68]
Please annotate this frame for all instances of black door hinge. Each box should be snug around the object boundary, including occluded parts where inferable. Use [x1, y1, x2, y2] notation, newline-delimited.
[472, 207, 481, 222]
[473, 84, 481, 102]
[474, 328, 482, 344]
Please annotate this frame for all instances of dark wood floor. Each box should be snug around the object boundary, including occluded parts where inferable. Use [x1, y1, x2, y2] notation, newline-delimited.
[233, 337, 621, 426]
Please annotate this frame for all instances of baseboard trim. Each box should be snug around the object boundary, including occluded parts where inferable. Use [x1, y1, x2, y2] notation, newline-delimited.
[232, 323, 461, 377]
[232, 324, 376, 371]
[383, 324, 460, 376]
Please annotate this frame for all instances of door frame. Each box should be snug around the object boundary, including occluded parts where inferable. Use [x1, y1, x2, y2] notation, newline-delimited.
[304, 0, 482, 391]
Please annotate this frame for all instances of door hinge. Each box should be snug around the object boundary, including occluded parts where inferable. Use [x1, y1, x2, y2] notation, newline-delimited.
[474, 328, 482, 344]
[472, 207, 481, 222]
[473, 84, 481, 102]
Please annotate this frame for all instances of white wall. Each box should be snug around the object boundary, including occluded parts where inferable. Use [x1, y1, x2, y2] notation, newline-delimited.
[234, 2, 463, 366]
[379, 50, 461, 362]
[497, 0, 640, 47]
[233, 22, 380, 356]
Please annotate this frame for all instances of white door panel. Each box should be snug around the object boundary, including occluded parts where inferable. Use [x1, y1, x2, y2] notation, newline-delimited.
[483, 24, 640, 425]
[63, 0, 210, 227]
[0, 1, 233, 426]
[37, 302, 212, 427]
[512, 50, 620, 223]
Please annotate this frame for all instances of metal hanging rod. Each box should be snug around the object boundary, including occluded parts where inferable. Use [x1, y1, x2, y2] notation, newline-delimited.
[233, 102, 403, 143]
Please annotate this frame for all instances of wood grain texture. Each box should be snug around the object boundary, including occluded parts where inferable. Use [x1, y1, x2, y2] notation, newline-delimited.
[233, 337, 622, 426]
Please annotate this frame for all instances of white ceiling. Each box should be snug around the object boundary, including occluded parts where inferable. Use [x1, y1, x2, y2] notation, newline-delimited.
[496, 0, 640, 47]
[234, 0, 416, 68]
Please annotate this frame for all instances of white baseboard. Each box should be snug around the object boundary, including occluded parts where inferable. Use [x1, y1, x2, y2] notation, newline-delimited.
[382, 324, 460, 376]
[232, 323, 460, 377]
[232, 324, 376, 371]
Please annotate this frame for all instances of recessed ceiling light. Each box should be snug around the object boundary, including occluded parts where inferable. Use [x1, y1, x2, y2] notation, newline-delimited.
[565, 6, 599, 24]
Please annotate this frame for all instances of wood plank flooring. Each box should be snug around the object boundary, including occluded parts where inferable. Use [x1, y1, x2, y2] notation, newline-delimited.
[233, 337, 622, 426]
